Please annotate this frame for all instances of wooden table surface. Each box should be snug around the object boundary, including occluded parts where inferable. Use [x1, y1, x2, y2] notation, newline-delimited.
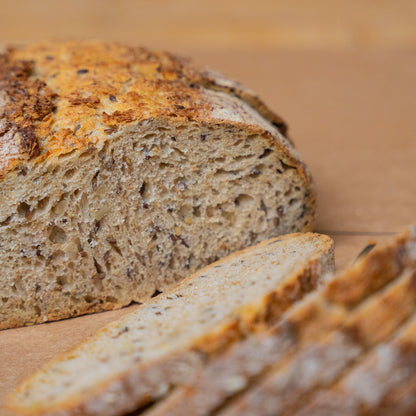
[0, 1, 415, 414]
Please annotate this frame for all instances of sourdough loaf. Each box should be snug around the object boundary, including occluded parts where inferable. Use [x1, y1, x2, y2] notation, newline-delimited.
[0, 41, 315, 329]
[7, 232, 334, 416]
[143, 225, 416, 416]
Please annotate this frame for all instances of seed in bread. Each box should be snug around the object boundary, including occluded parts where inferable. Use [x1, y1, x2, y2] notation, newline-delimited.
[7, 232, 334, 416]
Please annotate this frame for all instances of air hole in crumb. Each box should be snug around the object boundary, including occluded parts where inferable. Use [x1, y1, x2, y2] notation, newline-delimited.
[259, 148, 272, 159]
[52, 193, 69, 216]
[58, 149, 77, 159]
[91, 170, 100, 190]
[172, 147, 185, 157]
[281, 161, 296, 170]
[249, 231, 258, 243]
[193, 206, 201, 217]
[56, 276, 67, 286]
[273, 217, 280, 227]
[0, 215, 13, 226]
[151, 289, 163, 298]
[260, 199, 268, 216]
[98, 145, 108, 160]
[249, 168, 261, 178]
[234, 194, 254, 207]
[79, 193, 88, 210]
[48, 225, 67, 244]
[52, 250, 65, 261]
[37, 196, 50, 211]
[139, 182, 146, 197]
[17, 202, 31, 217]
[169, 256, 177, 269]
[92, 278, 104, 291]
[221, 210, 236, 224]
[135, 252, 146, 265]
[34, 305, 41, 317]
[108, 238, 122, 256]
[93, 257, 105, 275]
[64, 168, 76, 179]
[289, 198, 298, 205]
[206, 206, 214, 217]
[2, 297, 8, 303]
[84, 295, 94, 303]
[234, 154, 253, 161]
[79, 147, 96, 159]
[214, 168, 238, 177]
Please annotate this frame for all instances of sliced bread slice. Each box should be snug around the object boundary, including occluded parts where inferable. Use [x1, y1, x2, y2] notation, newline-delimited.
[6, 232, 334, 416]
[217, 267, 416, 416]
[294, 314, 416, 416]
[142, 226, 416, 416]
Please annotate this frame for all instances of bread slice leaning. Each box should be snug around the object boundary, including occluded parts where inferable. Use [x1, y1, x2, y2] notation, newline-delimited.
[215, 227, 416, 416]
[0, 41, 315, 329]
[7, 232, 334, 416]
[293, 314, 416, 416]
[218, 270, 416, 416]
[142, 225, 416, 416]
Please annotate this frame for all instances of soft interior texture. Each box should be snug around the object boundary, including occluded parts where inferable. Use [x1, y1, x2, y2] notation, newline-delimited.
[140, 231, 416, 416]
[0, 110, 313, 328]
[11, 233, 333, 411]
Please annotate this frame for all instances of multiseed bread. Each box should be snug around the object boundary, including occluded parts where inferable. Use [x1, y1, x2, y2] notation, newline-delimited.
[293, 316, 416, 416]
[0, 41, 315, 329]
[218, 270, 416, 416]
[143, 225, 416, 416]
[6, 232, 334, 416]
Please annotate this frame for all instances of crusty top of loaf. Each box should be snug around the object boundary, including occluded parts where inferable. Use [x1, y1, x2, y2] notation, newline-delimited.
[0, 41, 288, 179]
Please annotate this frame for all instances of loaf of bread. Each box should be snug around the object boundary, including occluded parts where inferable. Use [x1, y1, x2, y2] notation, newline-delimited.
[6, 232, 334, 416]
[0, 41, 316, 329]
[142, 226, 416, 416]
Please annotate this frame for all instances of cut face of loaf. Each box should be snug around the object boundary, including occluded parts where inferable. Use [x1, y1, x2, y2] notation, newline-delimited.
[142, 225, 416, 416]
[0, 41, 315, 329]
[7, 232, 334, 416]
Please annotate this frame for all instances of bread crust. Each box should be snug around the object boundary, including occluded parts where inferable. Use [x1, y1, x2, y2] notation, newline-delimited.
[6, 233, 334, 416]
[1, 41, 293, 179]
[0, 41, 317, 329]
[142, 226, 416, 416]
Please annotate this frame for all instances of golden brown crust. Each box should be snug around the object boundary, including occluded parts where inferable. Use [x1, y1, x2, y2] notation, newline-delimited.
[7, 233, 334, 416]
[0, 52, 56, 177]
[188, 66, 289, 136]
[324, 227, 415, 305]
[0, 41, 290, 180]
